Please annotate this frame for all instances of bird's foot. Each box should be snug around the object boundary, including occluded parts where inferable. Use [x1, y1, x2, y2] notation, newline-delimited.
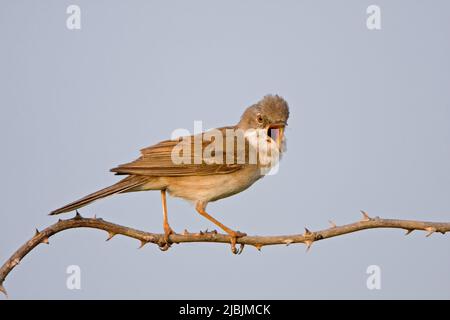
[159, 226, 176, 251]
[164, 226, 175, 243]
[229, 231, 246, 255]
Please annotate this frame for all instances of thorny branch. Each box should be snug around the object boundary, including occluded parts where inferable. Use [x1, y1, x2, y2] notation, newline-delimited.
[1, 210, 449, 296]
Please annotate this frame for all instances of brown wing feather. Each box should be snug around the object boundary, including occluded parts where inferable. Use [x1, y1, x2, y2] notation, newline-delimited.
[110, 127, 249, 176]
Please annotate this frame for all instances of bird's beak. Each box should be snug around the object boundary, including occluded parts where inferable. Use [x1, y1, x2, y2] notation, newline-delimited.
[268, 122, 287, 150]
[277, 126, 284, 149]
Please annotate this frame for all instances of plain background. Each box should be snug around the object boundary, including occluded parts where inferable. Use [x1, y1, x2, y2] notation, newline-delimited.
[1, 0, 449, 299]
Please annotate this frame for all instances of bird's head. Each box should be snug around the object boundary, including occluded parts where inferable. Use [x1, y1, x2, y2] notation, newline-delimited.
[238, 95, 289, 150]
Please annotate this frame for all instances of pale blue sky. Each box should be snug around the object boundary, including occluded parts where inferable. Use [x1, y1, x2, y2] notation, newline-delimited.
[1, 0, 449, 299]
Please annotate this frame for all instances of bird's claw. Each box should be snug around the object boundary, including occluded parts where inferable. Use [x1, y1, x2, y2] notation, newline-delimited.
[160, 227, 175, 251]
[158, 243, 171, 251]
[230, 231, 246, 255]
[236, 243, 245, 254]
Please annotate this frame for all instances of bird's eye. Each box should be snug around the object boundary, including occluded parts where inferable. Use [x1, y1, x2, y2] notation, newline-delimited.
[256, 114, 263, 123]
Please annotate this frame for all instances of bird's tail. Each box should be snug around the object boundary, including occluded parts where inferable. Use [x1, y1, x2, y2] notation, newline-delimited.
[50, 175, 149, 215]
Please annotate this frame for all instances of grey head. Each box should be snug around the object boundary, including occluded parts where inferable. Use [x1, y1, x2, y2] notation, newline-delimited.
[237, 95, 289, 131]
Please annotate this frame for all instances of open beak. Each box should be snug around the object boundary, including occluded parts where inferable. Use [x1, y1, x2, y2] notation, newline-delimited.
[268, 122, 286, 150]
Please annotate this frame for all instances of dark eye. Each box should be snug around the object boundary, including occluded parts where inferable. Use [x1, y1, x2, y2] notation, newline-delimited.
[256, 114, 263, 123]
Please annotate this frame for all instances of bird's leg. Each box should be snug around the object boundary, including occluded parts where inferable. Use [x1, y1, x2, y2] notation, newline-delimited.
[160, 190, 175, 249]
[195, 202, 246, 254]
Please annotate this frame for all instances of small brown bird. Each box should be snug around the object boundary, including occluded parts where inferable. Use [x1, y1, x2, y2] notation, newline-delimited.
[51, 95, 289, 253]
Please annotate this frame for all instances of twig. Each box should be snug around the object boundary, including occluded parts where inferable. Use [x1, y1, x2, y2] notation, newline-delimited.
[1, 210, 449, 296]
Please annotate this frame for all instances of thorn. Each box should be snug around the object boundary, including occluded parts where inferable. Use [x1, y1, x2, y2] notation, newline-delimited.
[328, 220, 337, 228]
[360, 210, 371, 222]
[0, 283, 7, 297]
[404, 229, 413, 236]
[138, 240, 147, 249]
[199, 230, 204, 235]
[35, 228, 49, 244]
[74, 210, 83, 220]
[58, 219, 62, 222]
[425, 227, 436, 237]
[182, 229, 189, 235]
[304, 240, 313, 252]
[284, 239, 294, 246]
[304, 227, 312, 236]
[303, 227, 314, 251]
[93, 214, 97, 219]
[105, 231, 115, 241]
[254, 244, 263, 251]
[212, 229, 217, 234]
[204, 228, 209, 233]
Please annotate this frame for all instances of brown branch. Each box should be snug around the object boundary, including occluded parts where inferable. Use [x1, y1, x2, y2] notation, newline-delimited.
[1, 210, 449, 296]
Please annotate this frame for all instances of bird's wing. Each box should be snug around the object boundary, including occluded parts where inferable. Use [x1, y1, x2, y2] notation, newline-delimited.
[110, 127, 252, 176]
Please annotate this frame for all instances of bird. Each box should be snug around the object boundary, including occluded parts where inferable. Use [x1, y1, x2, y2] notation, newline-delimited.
[50, 95, 289, 253]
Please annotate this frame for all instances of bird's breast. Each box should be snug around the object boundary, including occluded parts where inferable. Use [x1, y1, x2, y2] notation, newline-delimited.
[164, 166, 262, 203]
